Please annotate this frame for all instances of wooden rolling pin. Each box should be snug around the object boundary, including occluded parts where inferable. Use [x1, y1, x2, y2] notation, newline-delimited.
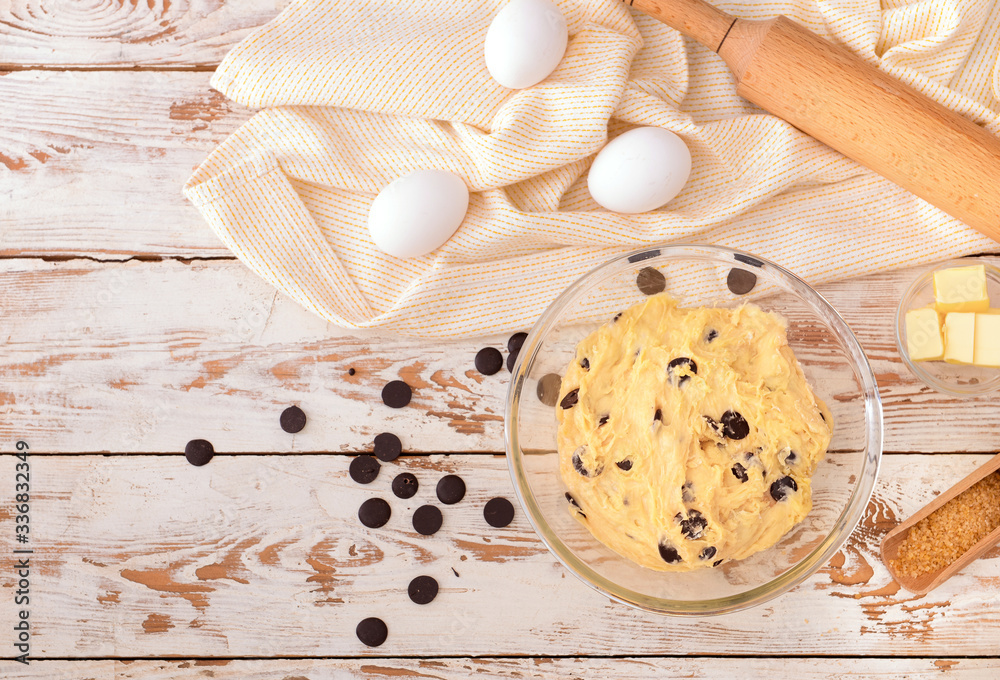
[626, 0, 1000, 243]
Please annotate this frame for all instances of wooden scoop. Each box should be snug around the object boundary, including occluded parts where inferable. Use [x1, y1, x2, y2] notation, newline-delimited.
[881, 452, 1000, 595]
[626, 0, 1000, 243]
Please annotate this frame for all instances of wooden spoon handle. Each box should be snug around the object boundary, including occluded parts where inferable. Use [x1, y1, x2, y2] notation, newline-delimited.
[626, 0, 735, 51]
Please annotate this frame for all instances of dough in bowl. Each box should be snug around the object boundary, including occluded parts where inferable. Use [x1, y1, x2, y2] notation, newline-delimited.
[557, 294, 832, 571]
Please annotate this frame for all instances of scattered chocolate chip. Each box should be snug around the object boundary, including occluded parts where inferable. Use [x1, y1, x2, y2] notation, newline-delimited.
[373, 432, 402, 462]
[613, 312, 623, 322]
[734, 253, 764, 268]
[628, 249, 660, 263]
[279, 405, 307, 434]
[770, 476, 798, 502]
[703, 415, 723, 438]
[358, 498, 391, 528]
[184, 439, 214, 467]
[668, 357, 697, 386]
[451, 567, 460, 577]
[392, 472, 418, 499]
[713, 559, 724, 567]
[412, 505, 443, 535]
[721, 410, 750, 440]
[727, 268, 757, 295]
[680, 511, 707, 540]
[658, 542, 682, 564]
[350, 455, 381, 484]
[700, 546, 717, 561]
[348, 367, 356, 376]
[731, 463, 749, 483]
[382, 380, 412, 408]
[565, 492, 581, 509]
[616, 459, 632, 471]
[560, 388, 580, 409]
[580, 357, 590, 370]
[572, 448, 603, 477]
[636, 266, 666, 296]
[682, 481, 695, 503]
[706, 329, 718, 342]
[436, 475, 466, 505]
[654, 408, 663, 422]
[408, 575, 439, 605]
[484, 497, 515, 528]
[474, 347, 503, 375]
[356, 617, 388, 647]
[537, 373, 562, 407]
[506, 351, 518, 373]
[783, 449, 798, 466]
[507, 332, 528, 354]
[598, 415, 609, 427]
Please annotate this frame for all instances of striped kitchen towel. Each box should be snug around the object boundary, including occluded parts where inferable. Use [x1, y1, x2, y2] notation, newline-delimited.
[184, 0, 1000, 337]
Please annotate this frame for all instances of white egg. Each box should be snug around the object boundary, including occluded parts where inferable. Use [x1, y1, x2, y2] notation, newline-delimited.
[484, 0, 568, 90]
[587, 127, 692, 214]
[367, 169, 469, 259]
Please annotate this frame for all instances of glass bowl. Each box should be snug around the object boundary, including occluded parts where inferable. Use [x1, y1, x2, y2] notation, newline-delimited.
[895, 259, 1000, 397]
[504, 244, 883, 615]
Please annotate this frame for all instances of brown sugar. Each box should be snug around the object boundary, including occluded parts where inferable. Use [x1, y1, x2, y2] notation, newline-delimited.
[891, 471, 1000, 578]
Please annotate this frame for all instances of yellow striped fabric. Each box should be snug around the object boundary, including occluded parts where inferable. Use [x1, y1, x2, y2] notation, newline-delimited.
[185, 0, 1000, 337]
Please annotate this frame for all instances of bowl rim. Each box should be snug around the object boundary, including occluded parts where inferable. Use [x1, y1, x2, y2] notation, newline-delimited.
[894, 259, 1000, 398]
[504, 243, 884, 616]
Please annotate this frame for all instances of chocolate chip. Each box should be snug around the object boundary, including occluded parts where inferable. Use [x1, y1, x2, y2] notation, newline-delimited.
[565, 492, 581, 509]
[382, 380, 412, 408]
[580, 357, 590, 370]
[536, 373, 562, 407]
[616, 459, 632, 471]
[350, 455, 380, 484]
[703, 415, 723, 438]
[682, 481, 695, 503]
[721, 410, 750, 440]
[279, 405, 307, 434]
[713, 559, 723, 567]
[348, 367, 356, 376]
[506, 350, 519, 373]
[706, 329, 718, 342]
[572, 448, 603, 477]
[392, 472, 418, 499]
[613, 312, 623, 322]
[474, 347, 503, 375]
[700, 546, 717, 561]
[560, 388, 580, 409]
[373, 432, 402, 462]
[598, 415, 609, 427]
[436, 475, 466, 505]
[783, 449, 797, 465]
[658, 542, 682, 564]
[636, 266, 666, 296]
[408, 575, 439, 605]
[680, 511, 707, 540]
[628, 249, 660, 263]
[731, 462, 749, 483]
[727, 268, 757, 295]
[358, 498, 391, 528]
[770, 476, 798, 502]
[667, 357, 697, 386]
[654, 408, 663, 422]
[184, 439, 214, 467]
[507, 332, 528, 354]
[734, 253, 764, 268]
[412, 505, 443, 535]
[356, 617, 388, 647]
[484, 497, 515, 528]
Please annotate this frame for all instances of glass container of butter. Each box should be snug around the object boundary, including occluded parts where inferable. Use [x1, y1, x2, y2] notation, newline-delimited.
[895, 259, 1000, 397]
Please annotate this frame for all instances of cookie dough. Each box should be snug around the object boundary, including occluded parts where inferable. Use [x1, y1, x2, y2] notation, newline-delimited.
[557, 294, 832, 572]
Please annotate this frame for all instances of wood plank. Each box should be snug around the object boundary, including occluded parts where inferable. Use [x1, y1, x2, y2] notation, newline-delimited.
[2, 258, 1000, 454]
[0, 71, 246, 258]
[5, 657, 998, 678]
[0, 0, 289, 68]
[2, 453, 998, 657]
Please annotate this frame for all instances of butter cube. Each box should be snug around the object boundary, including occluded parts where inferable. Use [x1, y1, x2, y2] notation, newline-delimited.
[943, 312, 976, 364]
[933, 265, 989, 313]
[905, 307, 944, 361]
[974, 313, 1000, 367]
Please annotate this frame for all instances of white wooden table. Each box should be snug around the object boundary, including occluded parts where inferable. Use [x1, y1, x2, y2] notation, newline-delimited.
[3, 2, 1000, 676]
